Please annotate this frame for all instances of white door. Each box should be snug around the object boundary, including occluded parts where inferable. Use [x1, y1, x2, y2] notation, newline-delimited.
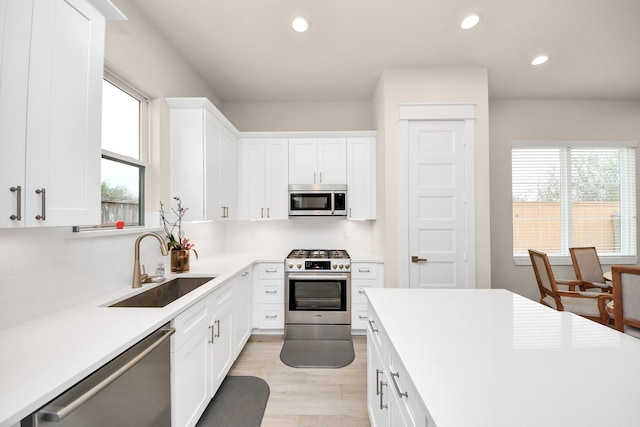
[26, 0, 104, 226]
[408, 120, 470, 289]
[288, 138, 317, 184]
[265, 139, 289, 219]
[317, 138, 347, 184]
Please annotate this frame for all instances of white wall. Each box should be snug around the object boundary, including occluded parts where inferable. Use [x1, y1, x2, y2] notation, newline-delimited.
[489, 99, 640, 301]
[222, 101, 373, 132]
[372, 68, 491, 289]
[224, 218, 373, 255]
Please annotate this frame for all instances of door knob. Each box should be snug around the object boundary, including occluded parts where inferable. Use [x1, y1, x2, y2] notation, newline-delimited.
[411, 256, 427, 263]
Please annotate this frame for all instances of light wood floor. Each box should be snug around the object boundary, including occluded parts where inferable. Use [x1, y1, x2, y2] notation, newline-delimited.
[228, 335, 370, 427]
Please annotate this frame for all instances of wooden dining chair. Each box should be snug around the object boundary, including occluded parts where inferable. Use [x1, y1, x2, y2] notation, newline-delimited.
[569, 247, 612, 292]
[610, 265, 640, 338]
[529, 249, 612, 324]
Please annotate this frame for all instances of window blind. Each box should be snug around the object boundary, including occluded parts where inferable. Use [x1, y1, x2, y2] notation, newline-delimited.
[512, 142, 636, 258]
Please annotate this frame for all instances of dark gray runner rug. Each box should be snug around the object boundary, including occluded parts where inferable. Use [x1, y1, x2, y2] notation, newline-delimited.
[196, 376, 269, 427]
[280, 339, 355, 368]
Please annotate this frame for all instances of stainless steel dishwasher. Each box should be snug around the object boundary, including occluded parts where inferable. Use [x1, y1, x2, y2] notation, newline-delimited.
[21, 324, 174, 427]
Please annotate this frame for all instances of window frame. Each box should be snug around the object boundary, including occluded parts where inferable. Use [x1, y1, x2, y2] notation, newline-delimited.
[100, 70, 149, 228]
[511, 140, 639, 266]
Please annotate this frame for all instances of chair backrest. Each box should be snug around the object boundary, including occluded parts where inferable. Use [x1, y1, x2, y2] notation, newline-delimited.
[529, 250, 562, 309]
[570, 247, 604, 283]
[611, 265, 640, 333]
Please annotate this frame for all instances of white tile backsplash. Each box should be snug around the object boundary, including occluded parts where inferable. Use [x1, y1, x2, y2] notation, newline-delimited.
[0, 218, 373, 330]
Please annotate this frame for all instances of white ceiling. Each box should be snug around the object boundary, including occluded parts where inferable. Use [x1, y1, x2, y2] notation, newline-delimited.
[129, 0, 640, 103]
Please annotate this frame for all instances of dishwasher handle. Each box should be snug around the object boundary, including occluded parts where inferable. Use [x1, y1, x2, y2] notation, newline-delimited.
[39, 326, 175, 422]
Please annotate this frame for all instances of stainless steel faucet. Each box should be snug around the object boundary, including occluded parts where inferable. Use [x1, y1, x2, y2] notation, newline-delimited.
[132, 232, 169, 288]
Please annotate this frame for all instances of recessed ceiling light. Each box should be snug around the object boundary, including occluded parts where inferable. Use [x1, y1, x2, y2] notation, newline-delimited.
[461, 14, 481, 30]
[292, 17, 309, 33]
[531, 55, 549, 66]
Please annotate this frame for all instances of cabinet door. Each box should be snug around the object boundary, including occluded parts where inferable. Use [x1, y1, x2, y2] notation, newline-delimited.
[0, 0, 32, 228]
[25, 0, 104, 226]
[232, 271, 252, 358]
[347, 137, 376, 220]
[209, 303, 233, 396]
[219, 128, 236, 219]
[367, 323, 389, 427]
[265, 139, 289, 219]
[317, 138, 347, 184]
[237, 139, 267, 219]
[288, 138, 317, 184]
[172, 327, 210, 427]
[204, 111, 222, 220]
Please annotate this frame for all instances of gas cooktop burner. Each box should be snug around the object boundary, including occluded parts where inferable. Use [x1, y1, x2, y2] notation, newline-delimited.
[287, 249, 350, 259]
[285, 249, 351, 272]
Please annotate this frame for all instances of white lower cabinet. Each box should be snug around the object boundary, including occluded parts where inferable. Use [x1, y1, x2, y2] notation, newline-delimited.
[171, 280, 235, 427]
[232, 269, 253, 357]
[255, 262, 285, 331]
[352, 262, 384, 331]
[367, 306, 429, 427]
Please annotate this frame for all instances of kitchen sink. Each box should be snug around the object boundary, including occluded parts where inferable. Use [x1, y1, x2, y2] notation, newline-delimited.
[109, 276, 216, 308]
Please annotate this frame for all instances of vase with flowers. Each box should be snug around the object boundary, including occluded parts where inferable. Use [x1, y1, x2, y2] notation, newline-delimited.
[160, 197, 198, 272]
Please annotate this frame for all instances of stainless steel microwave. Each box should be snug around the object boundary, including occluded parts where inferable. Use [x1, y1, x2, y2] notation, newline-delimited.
[288, 184, 347, 216]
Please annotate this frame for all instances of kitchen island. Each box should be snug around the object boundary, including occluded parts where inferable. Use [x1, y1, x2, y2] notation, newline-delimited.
[365, 288, 640, 427]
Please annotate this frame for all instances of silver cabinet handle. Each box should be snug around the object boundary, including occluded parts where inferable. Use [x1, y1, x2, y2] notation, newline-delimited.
[261, 207, 264, 218]
[358, 268, 371, 273]
[358, 315, 368, 319]
[39, 326, 174, 422]
[358, 289, 365, 294]
[10, 186, 21, 220]
[267, 207, 270, 218]
[265, 289, 278, 294]
[214, 319, 221, 338]
[349, 207, 352, 218]
[390, 371, 408, 398]
[313, 172, 316, 183]
[379, 380, 388, 410]
[265, 314, 278, 318]
[319, 172, 322, 183]
[265, 269, 278, 273]
[376, 369, 383, 396]
[368, 319, 378, 333]
[35, 188, 46, 220]
[208, 325, 215, 343]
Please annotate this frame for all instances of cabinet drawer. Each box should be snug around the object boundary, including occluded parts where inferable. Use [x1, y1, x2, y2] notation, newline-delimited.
[351, 263, 378, 278]
[172, 297, 210, 351]
[258, 279, 284, 303]
[351, 305, 370, 330]
[389, 348, 428, 427]
[257, 304, 284, 329]
[258, 263, 284, 279]
[210, 281, 232, 312]
[351, 279, 378, 304]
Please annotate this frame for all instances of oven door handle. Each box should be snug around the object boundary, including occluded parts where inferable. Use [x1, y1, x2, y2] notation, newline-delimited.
[287, 274, 350, 281]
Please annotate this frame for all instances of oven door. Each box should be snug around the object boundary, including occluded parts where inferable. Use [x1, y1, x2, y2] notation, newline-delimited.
[285, 273, 351, 325]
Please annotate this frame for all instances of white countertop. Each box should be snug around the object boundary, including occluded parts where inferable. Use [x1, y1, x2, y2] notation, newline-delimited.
[365, 288, 640, 427]
[0, 252, 282, 427]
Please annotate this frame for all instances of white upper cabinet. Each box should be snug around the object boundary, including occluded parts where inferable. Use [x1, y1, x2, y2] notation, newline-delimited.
[0, 0, 122, 228]
[288, 138, 347, 184]
[347, 137, 377, 220]
[237, 138, 288, 220]
[167, 98, 238, 221]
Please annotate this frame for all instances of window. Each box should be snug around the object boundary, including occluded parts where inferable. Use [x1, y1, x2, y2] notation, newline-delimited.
[100, 71, 148, 227]
[512, 141, 637, 262]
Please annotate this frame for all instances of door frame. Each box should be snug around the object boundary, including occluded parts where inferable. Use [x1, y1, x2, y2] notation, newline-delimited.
[398, 103, 476, 288]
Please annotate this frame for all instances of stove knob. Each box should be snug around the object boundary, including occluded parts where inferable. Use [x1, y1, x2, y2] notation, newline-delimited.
[297, 264, 302, 269]
[333, 264, 338, 269]
[339, 264, 344, 269]
[345, 264, 350, 270]
[288, 263, 293, 269]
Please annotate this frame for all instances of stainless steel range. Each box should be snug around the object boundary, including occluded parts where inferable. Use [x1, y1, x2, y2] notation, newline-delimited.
[284, 249, 351, 340]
